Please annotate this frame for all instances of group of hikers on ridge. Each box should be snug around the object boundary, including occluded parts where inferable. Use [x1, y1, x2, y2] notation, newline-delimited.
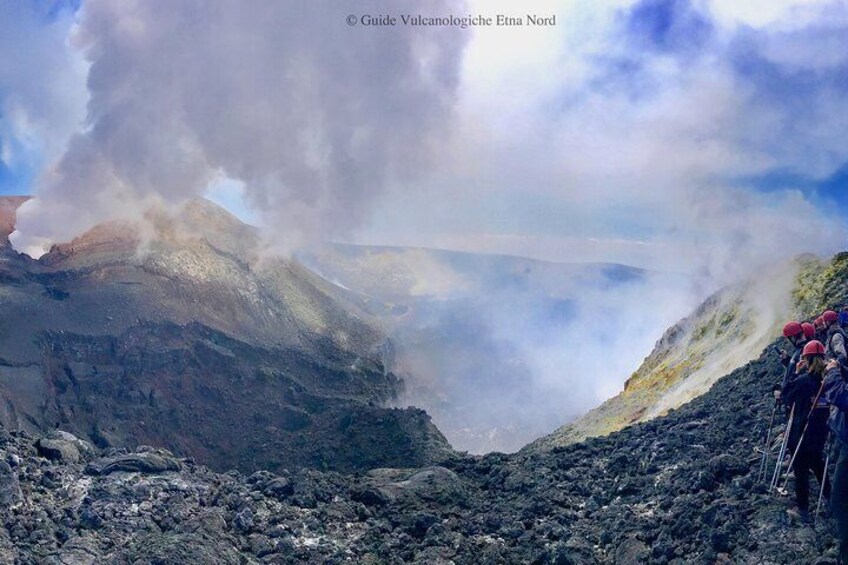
[767, 306, 848, 561]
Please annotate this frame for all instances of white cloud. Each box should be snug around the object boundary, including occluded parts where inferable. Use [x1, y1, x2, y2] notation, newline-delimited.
[705, 0, 842, 30]
[7, 0, 845, 280]
[11, 0, 471, 255]
[353, 0, 848, 289]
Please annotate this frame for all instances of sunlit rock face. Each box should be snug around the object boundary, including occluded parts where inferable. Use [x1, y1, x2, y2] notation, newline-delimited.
[530, 252, 848, 452]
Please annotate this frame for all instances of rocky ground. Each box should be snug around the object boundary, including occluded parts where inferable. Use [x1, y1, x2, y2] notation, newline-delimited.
[1, 340, 843, 564]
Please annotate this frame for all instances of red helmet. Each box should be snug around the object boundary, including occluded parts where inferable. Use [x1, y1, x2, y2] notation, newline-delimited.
[803, 340, 826, 357]
[783, 322, 804, 338]
[823, 310, 839, 324]
[801, 322, 815, 339]
[815, 317, 825, 328]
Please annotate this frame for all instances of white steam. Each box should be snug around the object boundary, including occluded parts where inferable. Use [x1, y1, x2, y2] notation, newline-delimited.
[11, 0, 470, 257]
[304, 245, 701, 453]
[355, 0, 848, 289]
[647, 259, 801, 417]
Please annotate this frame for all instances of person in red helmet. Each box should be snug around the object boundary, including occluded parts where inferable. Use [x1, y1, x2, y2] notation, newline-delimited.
[802, 322, 816, 340]
[778, 322, 811, 393]
[824, 310, 848, 374]
[781, 339, 832, 520]
[815, 317, 828, 343]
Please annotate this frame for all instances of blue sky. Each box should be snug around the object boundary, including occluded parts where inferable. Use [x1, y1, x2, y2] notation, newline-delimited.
[740, 166, 848, 215]
[0, 0, 85, 197]
[1, 0, 846, 278]
[0, 144, 33, 196]
[621, 0, 848, 215]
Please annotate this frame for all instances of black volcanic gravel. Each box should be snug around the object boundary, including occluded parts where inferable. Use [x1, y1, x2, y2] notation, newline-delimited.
[1, 343, 842, 563]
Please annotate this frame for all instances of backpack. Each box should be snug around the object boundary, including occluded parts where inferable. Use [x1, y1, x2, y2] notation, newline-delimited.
[827, 326, 848, 378]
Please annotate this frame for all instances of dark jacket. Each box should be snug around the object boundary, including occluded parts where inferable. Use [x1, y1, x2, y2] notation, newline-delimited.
[781, 341, 805, 390]
[782, 369, 829, 454]
[824, 367, 848, 446]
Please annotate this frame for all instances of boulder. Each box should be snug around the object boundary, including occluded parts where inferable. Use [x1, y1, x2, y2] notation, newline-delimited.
[36, 431, 93, 464]
[85, 449, 182, 476]
[614, 537, 650, 565]
[395, 467, 468, 505]
[42, 537, 101, 565]
[361, 466, 468, 507]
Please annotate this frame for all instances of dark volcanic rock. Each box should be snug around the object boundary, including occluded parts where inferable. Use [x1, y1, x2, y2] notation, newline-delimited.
[2, 340, 843, 563]
[22, 321, 452, 474]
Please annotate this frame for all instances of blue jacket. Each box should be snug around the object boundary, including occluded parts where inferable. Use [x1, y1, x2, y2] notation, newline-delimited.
[824, 367, 848, 445]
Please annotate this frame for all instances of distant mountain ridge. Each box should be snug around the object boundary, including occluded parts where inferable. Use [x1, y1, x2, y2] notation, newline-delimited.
[302, 243, 646, 299]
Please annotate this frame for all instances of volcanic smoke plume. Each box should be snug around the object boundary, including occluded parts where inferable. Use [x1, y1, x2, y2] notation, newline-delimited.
[11, 0, 470, 257]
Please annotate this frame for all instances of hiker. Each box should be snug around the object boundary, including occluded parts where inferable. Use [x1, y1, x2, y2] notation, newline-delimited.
[824, 356, 848, 563]
[824, 310, 848, 372]
[781, 340, 832, 521]
[802, 322, 816, 341]
[816, 316, 829, 343]
[841, 306, 848, 331]
[779, 322, 812, 391]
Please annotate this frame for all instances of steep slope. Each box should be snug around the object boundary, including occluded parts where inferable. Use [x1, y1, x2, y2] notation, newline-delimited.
[531, 253, 848, 451]
[300, 244, 691, 454]
[0, 334, 841, 563]
[0, 197, 451, 473]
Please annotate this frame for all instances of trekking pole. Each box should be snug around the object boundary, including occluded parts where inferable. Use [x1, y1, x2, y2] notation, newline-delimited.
[758, 399, 779, 482]
[780, 380, 828, 491]
[815, 434, 833, 521]
[770, 403, 795, 492]
[815, 446, 831, 520]
[758, 398, 780, 483]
